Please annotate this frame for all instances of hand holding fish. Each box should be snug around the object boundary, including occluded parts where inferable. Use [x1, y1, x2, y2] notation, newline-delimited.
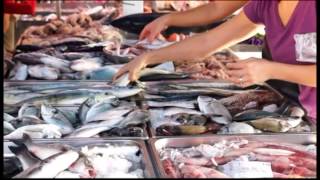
[113, 54, 149, 82]
[226, 58, 273, 87]
[139, 15, 170, 42]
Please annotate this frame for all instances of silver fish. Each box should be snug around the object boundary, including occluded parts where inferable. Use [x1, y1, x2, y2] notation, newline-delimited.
[4, 121, 16, 135]
[9, 62, 28, 80]
[28, 65, 60, 80]
[146, 100, 196, 109]
[4, 124, 62, 139]
[198, 96, 232, 125]
[4, 113, 16, 122]
[117, 109, 149, 128]
[79, 95, 118, 124]
[18, 104, 40, 119]
[41, 104, 74, 135]
[9, 116, 44, 128]
[14, 150, 79, 178]
[14, 52, 72, 73]
[8, 145, 40, 170]
[66, 123, 114, 138]
[4, 92, 43, 105]
[57, 107, 80, 128]
[70, 57, 103, 72]
[218, 122, 257, 134]
[85, 103, 132, 123]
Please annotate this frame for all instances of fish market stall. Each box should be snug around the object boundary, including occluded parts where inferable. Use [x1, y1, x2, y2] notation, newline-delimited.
[142, 80, 313, 137]
[4, 138, 155, 178]
[149, 134, 316, 178]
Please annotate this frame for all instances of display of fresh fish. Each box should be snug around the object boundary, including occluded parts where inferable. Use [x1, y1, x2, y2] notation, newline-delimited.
[198, 96, 232, 125]
[27, 65, 60, 80]
[41, 104, 75, 135]
[4, 124, 62, 139]
[9, 62, 28, 80]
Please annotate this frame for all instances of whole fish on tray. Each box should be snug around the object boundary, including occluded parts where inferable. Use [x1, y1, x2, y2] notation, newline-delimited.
[7, 135, 147, 178]
[158, 139, 316, 178]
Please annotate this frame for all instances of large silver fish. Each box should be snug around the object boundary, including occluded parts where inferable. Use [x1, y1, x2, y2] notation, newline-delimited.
[14, 150, 79, 178]
[41, 104, 74, 135]
[198, 96, 232, 125]
[4, 124, 62, 139]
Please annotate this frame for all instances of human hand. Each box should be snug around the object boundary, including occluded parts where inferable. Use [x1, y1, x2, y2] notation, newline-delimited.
[226, 58, 273, 87]
[112, 54, 149, 82]
[139, 15, 170, 42]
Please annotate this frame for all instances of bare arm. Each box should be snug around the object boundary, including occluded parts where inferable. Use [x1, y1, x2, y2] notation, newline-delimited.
[114, 11, 262, 81]
[269, 63, 316, 87]
[148, 11, 261, 65]
[166, 1, 248, 27]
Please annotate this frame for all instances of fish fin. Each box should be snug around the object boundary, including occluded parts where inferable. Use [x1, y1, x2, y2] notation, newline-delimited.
[22, 133, 33, 146]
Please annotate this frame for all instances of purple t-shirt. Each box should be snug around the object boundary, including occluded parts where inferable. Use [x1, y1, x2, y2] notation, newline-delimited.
[243, 0, 317, 122]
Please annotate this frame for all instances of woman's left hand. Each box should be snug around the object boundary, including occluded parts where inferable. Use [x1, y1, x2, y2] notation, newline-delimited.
[226, 58, 273, 87]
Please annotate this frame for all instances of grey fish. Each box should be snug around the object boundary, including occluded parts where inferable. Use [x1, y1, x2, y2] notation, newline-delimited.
[248, 117, 303, 133]
[78, 95, 118, 124]
[41, 104, 74, 135]
[85, 101, 130, 124]
[14, 52, 72, 73]
[117, 109, 149, 128]
[14, 150, 79, 178]
[197, 96, 232, 125]
[233, 109, 282, 122]
[18, 104, 40, 119]
[4, 92, 43, 105]
[9, 62, 28, 80]
[146, 100, 196, 109]
[4, 124, 62, 139]
[9, 116, 44, 129]
[176, 82, 240, 89]
[57, 107, 80, 128]
[70, 57, 103, 72]
[4, 113, 16, 122]
[61, 52, 95, 60]
[28, 65, 60, 80]
[8, 145, 41, 170]
[4, 121, 16, 135]
[66, 123, 115, 138]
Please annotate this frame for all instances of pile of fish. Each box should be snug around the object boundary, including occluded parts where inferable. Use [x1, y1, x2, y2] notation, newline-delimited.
[18, 11, 123, 47]
[4, 83, 149, 138]
[6, 135, 146, 178]
[146, 82, 311, 135]
[4, 98, 149, 139]
[159, 139, 317, 178]
[175, 50, 238, 80]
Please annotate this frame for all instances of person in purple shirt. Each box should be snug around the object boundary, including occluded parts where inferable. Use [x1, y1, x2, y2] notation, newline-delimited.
[114, 1, 316, 124]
